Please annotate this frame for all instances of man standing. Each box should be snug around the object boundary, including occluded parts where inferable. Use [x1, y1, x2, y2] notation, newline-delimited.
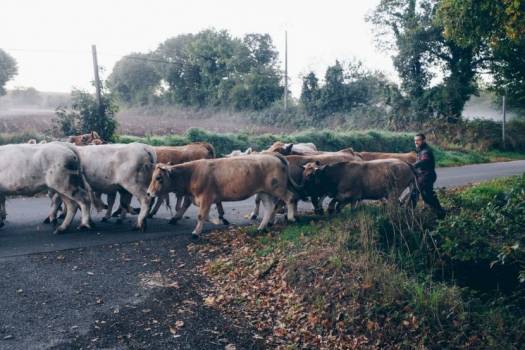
[411, 133, 446, 219]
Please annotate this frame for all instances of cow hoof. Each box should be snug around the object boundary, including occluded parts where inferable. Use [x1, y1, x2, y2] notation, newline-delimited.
[147, 213, 154, 219]
[43, 217, 51, 224]
[168, 218, 179, 225]
[53, 228, 65, 235]
[77, 225, 90, 231]
[101, 217, 109, 223]
[250, 214, 258, 221]
[111, 209, 121, 217]
[132, 207, 140, 215]
[191, 233, 200, 240]
[221, 218, 230, 225]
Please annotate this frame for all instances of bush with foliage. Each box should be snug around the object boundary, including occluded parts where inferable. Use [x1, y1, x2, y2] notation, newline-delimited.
[53, 88, 119, 141]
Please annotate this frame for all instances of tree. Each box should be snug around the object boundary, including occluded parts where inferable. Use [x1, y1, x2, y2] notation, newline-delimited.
[53, 87, 118, 141]
[368, 0, 479, 124]
[300, 72, 321, 115]
[140, 29, 283, 110]
[0, 49, 18, 96]
[108, 53, 161, 105]
[437, 0, 525, 110]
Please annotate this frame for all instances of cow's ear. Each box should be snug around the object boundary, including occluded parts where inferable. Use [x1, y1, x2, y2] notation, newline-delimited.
[285, 143, 293, 154]
[246, 147, 252, 154]
[315, 160, 321, 166]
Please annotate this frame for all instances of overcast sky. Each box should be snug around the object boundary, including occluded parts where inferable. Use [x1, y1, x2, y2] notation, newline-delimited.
[1, 0, 395, 97]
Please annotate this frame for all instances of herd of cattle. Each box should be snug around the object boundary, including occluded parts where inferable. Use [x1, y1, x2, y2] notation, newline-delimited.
[0, 132, 419, 238]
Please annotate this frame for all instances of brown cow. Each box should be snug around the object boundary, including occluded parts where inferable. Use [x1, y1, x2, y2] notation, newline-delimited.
[67, 131, 102, 146]
[356, 151, 417, 164]
[302, 159, 417, 214]
[147, 153, 300, 237]
[148, 142, 216, 221]
[249, 151, 362, 219]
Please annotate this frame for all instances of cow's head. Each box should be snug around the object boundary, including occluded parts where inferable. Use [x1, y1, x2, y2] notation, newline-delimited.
[301, 160, 326, 184]
[267, 141, 293, 155]
[147, 164, 171, 198]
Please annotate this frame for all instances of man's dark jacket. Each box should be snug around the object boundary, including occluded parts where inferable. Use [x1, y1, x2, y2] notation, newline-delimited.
[414, 143, 436, 182]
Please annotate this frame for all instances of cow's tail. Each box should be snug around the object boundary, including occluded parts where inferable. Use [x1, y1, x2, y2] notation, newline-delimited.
[273, 153, 303, 195]
[63, 142, 96, 210]
[402, 160, 421, 193]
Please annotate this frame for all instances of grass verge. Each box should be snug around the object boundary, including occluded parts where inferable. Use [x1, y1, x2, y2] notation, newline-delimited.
[190, 175, 525, 348]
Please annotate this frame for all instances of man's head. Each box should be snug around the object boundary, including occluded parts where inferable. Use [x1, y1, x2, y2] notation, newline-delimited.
[414, 133, 426, 149]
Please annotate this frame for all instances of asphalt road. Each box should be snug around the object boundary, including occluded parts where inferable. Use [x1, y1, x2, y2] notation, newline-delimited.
[1, 160, 524, 259]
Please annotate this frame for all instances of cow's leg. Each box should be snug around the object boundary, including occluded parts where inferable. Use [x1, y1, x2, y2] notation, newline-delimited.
[258, 194, 277, 231]
[93, 192, 107, 212]
[54, 196, 78, 234]
[311, 196, 324, 215]
[193, 198, 212, 238]
[148, 195, 164, 218]
[135, 194, 151, 231]
[175, 194, 184, 212]
[45, 192, 62, 225]
[0, 195, 6, 228]
[327, 198, 338, 215]
[283, 191, 296, 223]
[102, 192, 116, 222]
[215, 202, 230, 225]
[116, 191, 132, 224]
[249, 194, 262, 220]
[169, 195, 192, 225]
[336, 198, 356, 213]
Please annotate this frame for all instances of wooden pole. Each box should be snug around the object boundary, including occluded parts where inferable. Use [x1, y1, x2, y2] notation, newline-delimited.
[284, 30, 288, 112]
[91, 45, 103, 115]
[502, 90, 506, 149]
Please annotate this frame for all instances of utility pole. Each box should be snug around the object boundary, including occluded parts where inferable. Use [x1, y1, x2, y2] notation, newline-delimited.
[91, 44, 103, 115]
[284, 30, 288, 112]
[502, 88, 507, 149]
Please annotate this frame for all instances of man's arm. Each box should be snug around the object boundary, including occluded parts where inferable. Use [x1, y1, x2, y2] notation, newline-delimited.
[413, 150, 431, 170]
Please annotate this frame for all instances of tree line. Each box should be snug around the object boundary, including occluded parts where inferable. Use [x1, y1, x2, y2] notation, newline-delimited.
[0, 0, 523, 133]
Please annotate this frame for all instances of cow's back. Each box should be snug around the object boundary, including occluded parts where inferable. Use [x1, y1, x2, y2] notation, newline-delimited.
[78, 143, 156, 191]
[186, 154, 285, 201]
[0, 143, 77, 195]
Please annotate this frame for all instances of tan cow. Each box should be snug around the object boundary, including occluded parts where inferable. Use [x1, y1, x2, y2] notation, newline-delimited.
[147, 153, 300, 237]
[301, 159, 417, 213]
[149, 142, 217, 222]
[356, 151, 417, 164]
[67, 131, 102, 146]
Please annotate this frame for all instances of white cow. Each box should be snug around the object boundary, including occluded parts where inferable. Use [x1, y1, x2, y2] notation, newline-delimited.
[0, 142, 93, 233]
[75, 143, 156, 230]
[225, 147, 253, 158]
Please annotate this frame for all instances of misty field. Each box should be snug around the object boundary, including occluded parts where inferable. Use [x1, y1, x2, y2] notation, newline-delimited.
[0, 106, 288, 136]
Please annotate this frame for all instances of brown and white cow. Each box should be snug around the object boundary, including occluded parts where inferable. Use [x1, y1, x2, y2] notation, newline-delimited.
[266, 141, 319, 156]
[148, 142, 217, 222]
[301, 159, 417, 214]
[0, 142, 93, 233]
[147, 153, 300, 237]
[356, 151, 417, 164]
